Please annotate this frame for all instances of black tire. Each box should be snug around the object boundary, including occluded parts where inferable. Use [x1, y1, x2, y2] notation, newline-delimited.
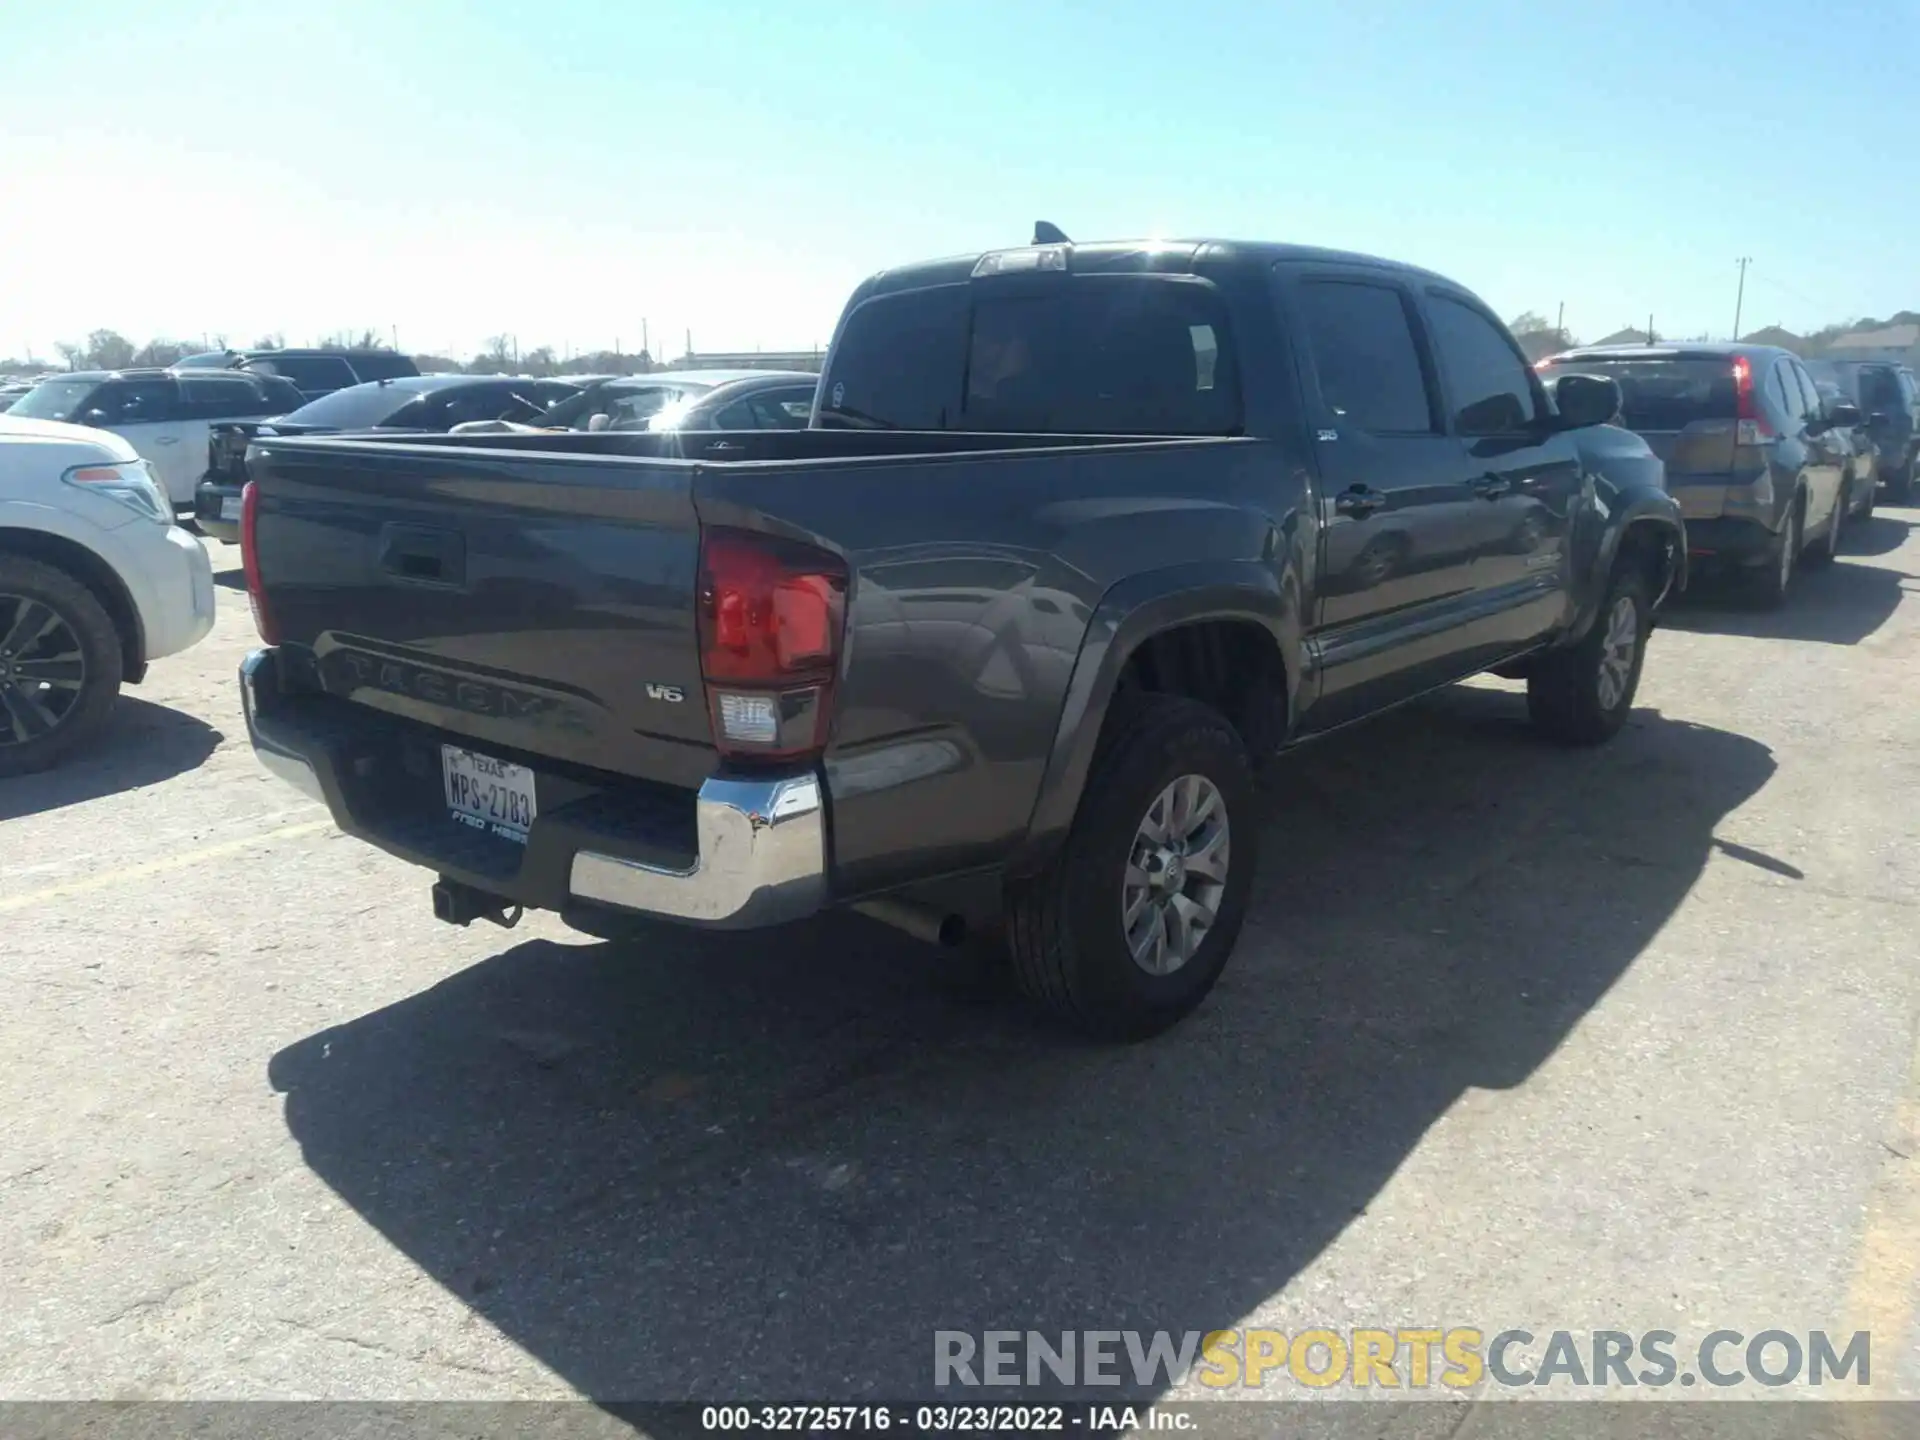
[1526, 565, 1651, 747]
[0, 555, 123, 778]
[1804, 491, 1842, 570]
[1748, 499, 1802, 609]
[1005, 693, 1256, 1040]
[1855, 473, 1876, 522]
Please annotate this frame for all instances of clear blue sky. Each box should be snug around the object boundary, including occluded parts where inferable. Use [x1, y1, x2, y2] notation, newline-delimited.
[3, 0, 1915, 362]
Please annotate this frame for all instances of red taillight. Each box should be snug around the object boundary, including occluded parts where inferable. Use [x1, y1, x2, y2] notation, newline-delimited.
[1732, 356, 1773, 446]
[239, 480, 279, 644]
[696, 528, 846, 760]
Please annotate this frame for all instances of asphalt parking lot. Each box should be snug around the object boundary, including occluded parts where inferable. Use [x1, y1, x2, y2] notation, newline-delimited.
[3, 516, 1918, 1407]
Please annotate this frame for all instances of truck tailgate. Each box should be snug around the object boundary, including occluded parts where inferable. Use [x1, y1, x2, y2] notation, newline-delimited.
[249, 436, 716, 787]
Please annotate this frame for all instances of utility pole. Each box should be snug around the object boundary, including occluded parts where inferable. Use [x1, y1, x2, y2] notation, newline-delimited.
[642, 319, 649, 361]
[1647, 313, 1655, 344]
[391, 324, 399, 351]
[1732, 257, 1751, 341]
[1555, 301, 1565, 340]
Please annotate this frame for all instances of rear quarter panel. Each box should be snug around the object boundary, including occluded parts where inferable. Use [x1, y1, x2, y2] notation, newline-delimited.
[695, 438, 1305, 896]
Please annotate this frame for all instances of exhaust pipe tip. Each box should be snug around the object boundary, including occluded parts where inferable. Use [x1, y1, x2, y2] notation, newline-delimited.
[854, 896, 968, 949]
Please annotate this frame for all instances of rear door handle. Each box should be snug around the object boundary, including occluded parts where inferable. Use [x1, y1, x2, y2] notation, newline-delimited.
[1335, 486, 1386, 517]
[1473, 474, 1512, 500]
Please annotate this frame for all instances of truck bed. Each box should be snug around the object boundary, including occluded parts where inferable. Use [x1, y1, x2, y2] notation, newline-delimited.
[245, 427, 1262, 897]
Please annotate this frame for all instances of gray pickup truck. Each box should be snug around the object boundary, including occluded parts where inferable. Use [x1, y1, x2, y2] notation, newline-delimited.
[238, 237, 1685, 1039]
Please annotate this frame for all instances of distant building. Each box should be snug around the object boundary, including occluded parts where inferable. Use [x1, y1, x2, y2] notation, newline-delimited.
[1823, 323, 1920, 365]
[670, 350, 823, 374]
[1592, 327, 1655, 347]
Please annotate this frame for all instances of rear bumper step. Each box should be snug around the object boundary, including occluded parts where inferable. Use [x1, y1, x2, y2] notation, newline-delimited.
[239, 647, 828, 929]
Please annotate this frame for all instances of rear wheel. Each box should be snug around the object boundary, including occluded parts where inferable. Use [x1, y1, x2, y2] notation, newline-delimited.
[1804, 491, 1843, 570]
[0, 556, 123, 778]
[1005, 693, 1256, 1040]
[1749, 499, 1802, 608]
[1526, 566, 1650, 746]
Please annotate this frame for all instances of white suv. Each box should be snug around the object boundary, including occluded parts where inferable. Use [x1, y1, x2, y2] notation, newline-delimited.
[6, 368, 306, 507]
[0, 416, 215, 775]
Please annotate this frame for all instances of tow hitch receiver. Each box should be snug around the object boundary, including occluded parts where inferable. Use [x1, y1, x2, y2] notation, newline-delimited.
[431, 877, 523, 930]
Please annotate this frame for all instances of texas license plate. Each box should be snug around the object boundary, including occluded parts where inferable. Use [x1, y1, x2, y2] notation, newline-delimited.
[441, 745, 537, 843]
[219, 495, 242, 521]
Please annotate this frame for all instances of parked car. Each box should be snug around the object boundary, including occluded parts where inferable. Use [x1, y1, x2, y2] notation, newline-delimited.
[0, 383, 34, 413]
[6, 368, 309, 509]
[0, 416, 214, 774]
[647, 373, 820, 431]
[1807, 358, 1918, 501]
[193, 374, 582, 542]
[1538, 343, 1855, 605]
[237, 236, 1683, 1040]
[1810, 376, 1879, 520]
[173, 348, 421, 401]
[540, 370, 814, 431]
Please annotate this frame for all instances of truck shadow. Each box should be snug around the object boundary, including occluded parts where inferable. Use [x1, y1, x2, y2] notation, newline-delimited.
[0, 696, 222, 821]
[269, 690, 1775, 1404]
[1662, 558, 1915, 646]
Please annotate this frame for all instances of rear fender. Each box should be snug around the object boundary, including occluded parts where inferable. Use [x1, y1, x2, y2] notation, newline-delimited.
[1012, 560, 1299, 874]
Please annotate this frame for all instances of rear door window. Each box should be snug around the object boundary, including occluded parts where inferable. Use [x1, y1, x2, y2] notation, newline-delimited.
[820, 276, 1241, 434]
[1294, 280, 1435, 434]
[1423, 295, 1537, 435]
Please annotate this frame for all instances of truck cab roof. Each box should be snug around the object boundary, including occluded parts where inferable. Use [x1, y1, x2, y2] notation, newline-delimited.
[857, 238, 1453, 300]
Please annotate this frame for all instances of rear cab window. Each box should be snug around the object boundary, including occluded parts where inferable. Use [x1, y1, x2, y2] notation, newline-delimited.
[820, 275, 1242, 434]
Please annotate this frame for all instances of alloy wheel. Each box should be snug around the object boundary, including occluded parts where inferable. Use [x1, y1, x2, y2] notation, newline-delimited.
[1595, 593, 1639, 712]
[1123, 773, 1230, 976]
[0, 594, 87, 747]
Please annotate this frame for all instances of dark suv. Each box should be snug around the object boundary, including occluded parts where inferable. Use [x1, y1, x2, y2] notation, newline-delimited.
[1808, 359, 1918, 501]
[1539, 343, 1860, 606]
[172, 348, 420, 400]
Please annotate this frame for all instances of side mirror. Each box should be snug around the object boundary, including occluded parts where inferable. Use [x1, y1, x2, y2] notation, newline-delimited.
[1828, 402, 1863, 428]
[1551, 373, 1621, 430]
[585, 412, 613, 432]
[82, 407, 111, 423]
